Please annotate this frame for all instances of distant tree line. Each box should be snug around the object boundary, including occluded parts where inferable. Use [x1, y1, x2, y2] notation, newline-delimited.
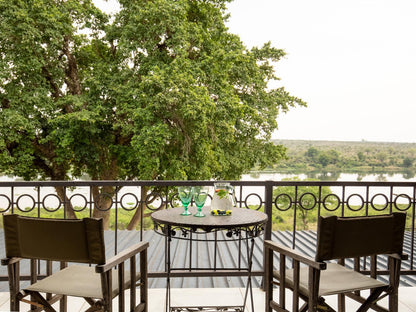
[266, 140, 416, 176]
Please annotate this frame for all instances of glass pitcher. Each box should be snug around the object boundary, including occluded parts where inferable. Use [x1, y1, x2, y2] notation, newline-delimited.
[211, 182, 236, 216]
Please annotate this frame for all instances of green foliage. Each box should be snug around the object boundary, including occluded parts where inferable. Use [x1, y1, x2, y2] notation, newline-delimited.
[403, 157, 414, 168]
[0, 0, 304, 184]
[271, 140, 416, 177]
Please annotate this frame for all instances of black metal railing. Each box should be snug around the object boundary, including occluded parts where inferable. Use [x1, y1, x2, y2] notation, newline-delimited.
[0, 180, 415, 283]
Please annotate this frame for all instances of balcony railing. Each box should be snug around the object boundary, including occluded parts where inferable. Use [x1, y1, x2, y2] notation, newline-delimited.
[0, 180, 415, 285]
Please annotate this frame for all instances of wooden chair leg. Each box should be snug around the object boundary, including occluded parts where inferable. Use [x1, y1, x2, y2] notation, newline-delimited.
[118, 262, 125, 312]
[59, 295, 67, 312]
[7, 262, 20, 312]
[264, 245, 274, 312]
[130, 256, 136, 311]
[388, 257, 401, 312]
[338, 293, 345, 312]
[101, 271, 112, 312]
[23, 291, 57, 312]
[140, 249, 148, 312]
[103, 296, 112, 312]
[30, 259, 38, 311]
[307, 267, 320, 312]
[60, 262, 67, 312]
[356, 286, 387, 312]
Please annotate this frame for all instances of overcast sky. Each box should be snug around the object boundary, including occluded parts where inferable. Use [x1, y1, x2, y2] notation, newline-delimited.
[95, 0, 416, 143]
[226, 0, 416, 143]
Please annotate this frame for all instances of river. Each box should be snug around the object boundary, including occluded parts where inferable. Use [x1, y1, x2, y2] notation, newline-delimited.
[242, 172, 416, 182]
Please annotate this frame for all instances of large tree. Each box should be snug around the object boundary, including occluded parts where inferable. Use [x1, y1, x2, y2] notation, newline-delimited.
[0, 0, 305, 228]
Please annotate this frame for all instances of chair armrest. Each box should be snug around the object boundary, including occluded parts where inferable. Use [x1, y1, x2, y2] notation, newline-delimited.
[387, 253, 408, 261]
[96, 241, 149, 273]
[264, 240, 326, 270]
[1, 257, 21, 266]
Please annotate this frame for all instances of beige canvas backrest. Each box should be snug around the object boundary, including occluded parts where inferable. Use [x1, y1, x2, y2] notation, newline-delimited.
[3, 214, 106, 264]
[316, 212, 406, 262]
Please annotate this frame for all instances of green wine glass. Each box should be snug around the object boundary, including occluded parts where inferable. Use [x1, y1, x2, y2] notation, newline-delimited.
[192, 186, 209, 217]
[178, 186, 193, 216]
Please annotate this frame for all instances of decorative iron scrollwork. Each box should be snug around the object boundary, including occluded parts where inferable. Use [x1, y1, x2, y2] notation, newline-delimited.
[153, 220, 264, 241]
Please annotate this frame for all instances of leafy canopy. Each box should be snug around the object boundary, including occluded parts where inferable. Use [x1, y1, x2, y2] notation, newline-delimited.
[0, 0, 305, 182]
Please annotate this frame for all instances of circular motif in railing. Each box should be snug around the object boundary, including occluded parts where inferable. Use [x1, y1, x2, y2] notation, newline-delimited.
[346, 194, 365, 211]
[370, 193, 389, 211]
[94, 192, 113, 212]
[298, 192, 318, 210]
[0, 194, 11, 212]
[393, 194, 412, 211]
[274, 193, 292, 211]
[42, 194, 62, 212]
[69, 194, 88, 211]
[120, 193, 139, 211]
[322, 194, 340, 211]
[206, 193, 213, 206]
[243, 193, 263, 210]
[168, 192, 180, 209]
[16, 194, 36, 212]
[145, 192, 164, 211]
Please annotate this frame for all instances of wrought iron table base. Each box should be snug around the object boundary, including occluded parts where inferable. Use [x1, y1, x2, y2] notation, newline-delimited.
[151, 207, 267, 312]
[164, 227, 257, 312]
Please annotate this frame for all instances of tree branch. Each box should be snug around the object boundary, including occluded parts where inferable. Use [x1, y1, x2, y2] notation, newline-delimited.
[41, 65, 62, 100]
[62, 36, 82, 96]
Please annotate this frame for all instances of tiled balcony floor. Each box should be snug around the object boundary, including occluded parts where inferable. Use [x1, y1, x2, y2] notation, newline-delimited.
[0, 287, 415, 311]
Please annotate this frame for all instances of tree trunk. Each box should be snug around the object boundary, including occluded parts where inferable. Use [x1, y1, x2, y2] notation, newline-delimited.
[126, 186, 149, 231]
[55, 186, 77, 219]
[91, 185, 115, 230]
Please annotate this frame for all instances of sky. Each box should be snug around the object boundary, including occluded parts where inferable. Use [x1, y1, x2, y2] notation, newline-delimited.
[226, 0, 416, 143]
[95, 0, 416, 143]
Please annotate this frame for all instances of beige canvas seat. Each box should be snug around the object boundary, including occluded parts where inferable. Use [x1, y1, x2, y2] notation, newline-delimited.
[1, 214, 149, 312]
[264, 213, 406, 312]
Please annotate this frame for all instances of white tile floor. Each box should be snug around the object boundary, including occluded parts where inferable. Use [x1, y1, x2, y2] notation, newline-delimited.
[0, 287, 415, 311]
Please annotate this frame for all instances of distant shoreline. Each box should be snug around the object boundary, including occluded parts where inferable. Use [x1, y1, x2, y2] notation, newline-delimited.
[273, 139, 416, 146]
[262, 139, 416, 178]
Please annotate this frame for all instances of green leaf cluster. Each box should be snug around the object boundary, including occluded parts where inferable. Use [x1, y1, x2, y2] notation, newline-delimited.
[0, 0, 305, 183]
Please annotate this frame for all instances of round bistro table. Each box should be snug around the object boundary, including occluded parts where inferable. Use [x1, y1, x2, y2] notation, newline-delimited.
[151, 206, 268, 312]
